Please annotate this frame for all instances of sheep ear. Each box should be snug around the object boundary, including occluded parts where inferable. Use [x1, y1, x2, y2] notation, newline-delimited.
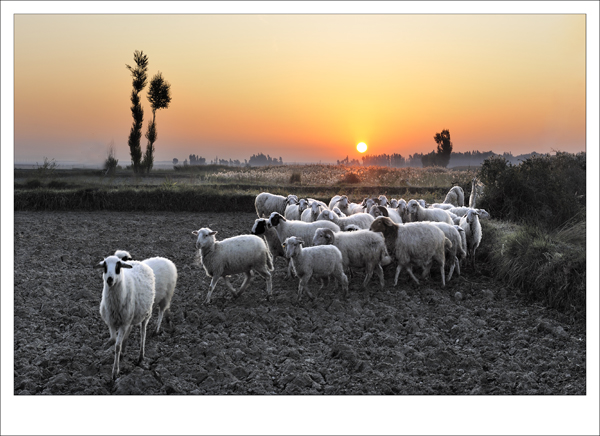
[297, 238, 305, 245]
[119, 262, 133, 269]
[209, 231, 217, 235]
[94, 261, 105, 269]
[192, 230, 199, 236]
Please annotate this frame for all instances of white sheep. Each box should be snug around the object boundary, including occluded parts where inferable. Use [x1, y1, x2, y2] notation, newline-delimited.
[192, 228, 274, 304]
[430, 203, 455, 210]
[369, 217, 451, 287]
[251, 218, 295, 279]
[268, 212, 340, 248]
[407, 199, 454, 225]
[448, 207, 491, 220]
[427, 222, 465, 282]
[443, 186, 465, 207]
[454, 224, 468, 266]
[329, 195, 353, 215]
[397, 199, 410, 223]
[368, 205, 403, 224]
[282, 236, 349, 301]
[378, 195, 389, 207]
[95, 255, 155, 380]
[255, 192, 298, 218]
[459, 209, 482, 269]
[284, 197, 308, 221]
[469, 177, 484, 208]
[312, 227, 391, 289]
[301, 200, 327, 222]
[389, 198, 399, 208]
[316, 209, 374, 231]
[114, 250, 177, 335]
[332, 206, 346, 218]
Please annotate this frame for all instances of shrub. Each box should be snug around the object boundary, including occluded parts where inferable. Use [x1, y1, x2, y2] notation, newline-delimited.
[289, 172, 302, 184]
[478, 152, 585, 230]
[478, 219, 586, 322]
[25, 179, 42, 189]
[341, 172, 361, 184]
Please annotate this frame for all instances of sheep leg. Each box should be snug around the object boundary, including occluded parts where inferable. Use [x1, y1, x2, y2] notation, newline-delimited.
[112, 326, 127, 380]
[254, 265, 273, 299]
[206, 275, 222, 304]
[454, 256, 461, 277]
[393, 265, 403, 286]
[338, 269, 349, 298]
[440, 263, 446, 287]
[298, 275, 313, 301]
[237, 272, 254, 296]
[104, 326, 117, 349]
[405, 266, 420, 285]
[223, 276, 238, 296]
[137, 317, 149, 365]
[375, 264, 385, 289]
[446, 260, 455, 283]
[155, 308, 165, 336]
[363, 265, 375, 289]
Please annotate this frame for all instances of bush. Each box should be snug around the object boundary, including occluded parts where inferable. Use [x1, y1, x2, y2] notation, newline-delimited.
[25, 179, 42, 189]
[341, 172, 361, 184]
[289, 172, 302, 184]
[477, 219, 586, 321]
[478, 152, 586, 230]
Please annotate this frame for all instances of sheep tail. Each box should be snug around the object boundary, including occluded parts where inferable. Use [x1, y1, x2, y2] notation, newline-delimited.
[266, 250, 274, 271]
[444, 237, 453, 250]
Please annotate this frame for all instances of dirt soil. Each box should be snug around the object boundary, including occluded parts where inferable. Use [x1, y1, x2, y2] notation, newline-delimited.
[13, 211, 586, 395]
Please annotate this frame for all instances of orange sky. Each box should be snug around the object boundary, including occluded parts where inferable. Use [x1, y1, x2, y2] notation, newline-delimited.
[9, 10, 589, 165]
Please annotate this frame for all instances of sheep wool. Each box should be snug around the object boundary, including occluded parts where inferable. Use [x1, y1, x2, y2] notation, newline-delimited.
[193, 228, 274, 304]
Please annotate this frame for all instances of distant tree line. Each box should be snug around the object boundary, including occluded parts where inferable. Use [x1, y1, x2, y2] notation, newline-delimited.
[173, 152, 285, 168]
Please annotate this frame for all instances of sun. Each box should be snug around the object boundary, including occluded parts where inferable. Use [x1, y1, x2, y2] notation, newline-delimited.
[357, 142, 368, 153]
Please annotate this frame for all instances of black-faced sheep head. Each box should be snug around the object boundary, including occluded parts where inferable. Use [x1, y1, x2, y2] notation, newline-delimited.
[95, 255, 133, 287]
[268, 212, 286, 227]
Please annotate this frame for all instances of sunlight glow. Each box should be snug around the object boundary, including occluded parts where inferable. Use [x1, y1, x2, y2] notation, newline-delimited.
[357, 142, 367, 153]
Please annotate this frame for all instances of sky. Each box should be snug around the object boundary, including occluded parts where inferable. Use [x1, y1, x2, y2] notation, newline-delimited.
[2, 3, 600, 436]
[7, 5, 592, 166]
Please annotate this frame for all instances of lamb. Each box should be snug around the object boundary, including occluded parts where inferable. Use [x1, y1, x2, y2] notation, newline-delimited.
[369, 205, 403, 224]
[301, 200, 327, 222]
[251, 218, 294, 279]
[255, 192, 298, 218]
[312, 227, 391, 289]
[95, 255, 155, 380]
[427, 222, 465, 282]
[407, 199, 454, 225]
[316, 209, 374, 231]
[369, 217, 451, 287]
[114, 250, 177, 335]
[284, 197, 308, 221]
[282, 236, 348, 301]
[459, 209, 482, 269]
[443, 186, 465, 207]
[268, 212, 340, 248]
[192, 228, 274, 304]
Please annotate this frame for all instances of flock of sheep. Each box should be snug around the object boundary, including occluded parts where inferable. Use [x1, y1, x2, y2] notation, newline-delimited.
[94, 177, 487, 380]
